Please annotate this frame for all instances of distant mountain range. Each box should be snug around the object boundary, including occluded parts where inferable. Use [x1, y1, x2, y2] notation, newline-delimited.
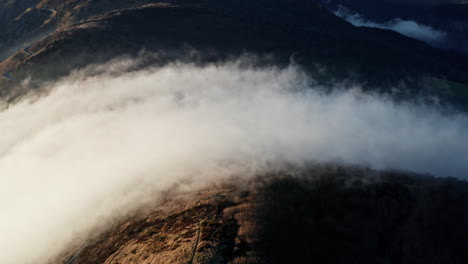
[1, 0, 468, 107]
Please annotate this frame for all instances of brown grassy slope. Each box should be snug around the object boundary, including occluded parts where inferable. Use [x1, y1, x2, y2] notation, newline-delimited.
[59, 187, 247, 264]
[58, 167, 468, 264]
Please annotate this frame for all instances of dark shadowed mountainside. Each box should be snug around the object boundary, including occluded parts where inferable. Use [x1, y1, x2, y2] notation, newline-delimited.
[1, 0, 468, 106]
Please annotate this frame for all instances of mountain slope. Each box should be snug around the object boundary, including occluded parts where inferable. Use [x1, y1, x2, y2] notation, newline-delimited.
[58, 168, 468, 264]
[1, 0, 468, 104]
[0, 2, 468, 264]
[0, 0, 157, 61]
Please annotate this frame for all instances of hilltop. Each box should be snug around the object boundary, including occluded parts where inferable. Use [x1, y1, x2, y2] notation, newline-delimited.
[0, 2, 468, 264]
[57, 167, 468, 264]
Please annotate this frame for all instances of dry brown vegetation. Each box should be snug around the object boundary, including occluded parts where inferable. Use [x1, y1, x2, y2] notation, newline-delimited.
[57, 166, 468, 264]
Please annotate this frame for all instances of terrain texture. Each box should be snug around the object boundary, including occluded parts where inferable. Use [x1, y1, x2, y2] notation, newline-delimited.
[1, 1, 468, 264]
[1, 0, 468, 105]
[57, 168, 468, 264]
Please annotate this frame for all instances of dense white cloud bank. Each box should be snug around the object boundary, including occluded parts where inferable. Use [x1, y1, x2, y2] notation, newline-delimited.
[0, 61, 467, 263]
[334, 6, 447, 44]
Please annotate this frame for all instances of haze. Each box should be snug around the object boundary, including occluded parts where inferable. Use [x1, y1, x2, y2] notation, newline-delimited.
[0, 60, 467, 263]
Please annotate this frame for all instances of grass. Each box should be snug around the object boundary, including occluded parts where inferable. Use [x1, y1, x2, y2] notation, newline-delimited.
[146, 228, 159, 237]
[154, 234, 168, 242]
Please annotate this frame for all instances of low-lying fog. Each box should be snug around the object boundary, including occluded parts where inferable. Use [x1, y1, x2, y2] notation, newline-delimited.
[1, 60, 467, 263]
[333, 6, 447, 45]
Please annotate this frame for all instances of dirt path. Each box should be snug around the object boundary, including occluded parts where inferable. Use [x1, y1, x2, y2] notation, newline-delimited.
[65, 220, 114, 264]
[65, 244, 87, 264]
[22, 46, 33, 56]
[37, 7, 58, 17]
[37, 7, 58, 24]
[188, 221, 202, 264]
[2, 72, 17, 81]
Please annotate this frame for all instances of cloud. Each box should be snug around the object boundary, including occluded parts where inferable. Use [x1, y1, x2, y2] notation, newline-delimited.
[1, 60, 468, 263]
[333, 6, 447, 45]
[347, 0, 460, 7]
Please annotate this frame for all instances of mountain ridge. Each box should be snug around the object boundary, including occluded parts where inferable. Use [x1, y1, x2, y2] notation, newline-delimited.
[1, 0, 468, 105]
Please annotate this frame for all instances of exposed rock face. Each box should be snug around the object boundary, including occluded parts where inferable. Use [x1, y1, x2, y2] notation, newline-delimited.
[58, 168, 468, 264]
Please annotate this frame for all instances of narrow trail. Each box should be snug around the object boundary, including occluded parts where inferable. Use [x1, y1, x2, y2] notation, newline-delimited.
[65, 244, 87, 264]
[22, 46, 33, 56]
[2, 47, 33, 83]
[65, 220, 114, 264]
[37, 7, 58, 17]
[38, 7, 58, 25]
[1, 72, 17, 81]
[2, 7, 56, 82]
[14, 7, 57, 22]
[188, 221, 202, 264]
